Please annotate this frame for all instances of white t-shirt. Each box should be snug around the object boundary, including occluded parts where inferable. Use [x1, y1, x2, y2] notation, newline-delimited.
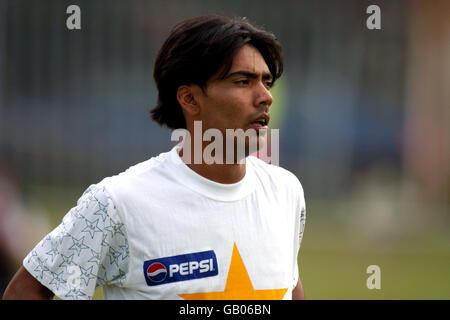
[23, 145, 306, 300]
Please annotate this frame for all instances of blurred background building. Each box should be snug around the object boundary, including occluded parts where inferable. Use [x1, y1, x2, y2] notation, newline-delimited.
[0, 0, 449, 299]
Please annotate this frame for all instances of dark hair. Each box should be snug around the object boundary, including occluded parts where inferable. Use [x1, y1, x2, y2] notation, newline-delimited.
[150, 15, 284, 129]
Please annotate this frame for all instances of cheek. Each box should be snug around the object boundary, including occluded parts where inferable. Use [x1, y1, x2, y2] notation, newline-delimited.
[220, 92, 250, 114]
[202, 87, 251, 128]
[216, 101, 247, 128]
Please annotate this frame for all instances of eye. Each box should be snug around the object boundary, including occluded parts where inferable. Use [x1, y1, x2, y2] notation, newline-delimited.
[265, 81, 273, 89]
[234, 79, 249, 85]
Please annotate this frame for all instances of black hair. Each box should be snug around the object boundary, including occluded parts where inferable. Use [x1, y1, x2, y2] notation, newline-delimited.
[150, 15, 284, 129]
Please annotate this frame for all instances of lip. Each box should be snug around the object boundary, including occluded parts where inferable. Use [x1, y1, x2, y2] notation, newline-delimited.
[249, 122, 268, 131]
[249, 112, 270, 130]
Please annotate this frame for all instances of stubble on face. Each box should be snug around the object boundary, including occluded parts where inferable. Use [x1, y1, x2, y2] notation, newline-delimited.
[193, 45, 273, 160]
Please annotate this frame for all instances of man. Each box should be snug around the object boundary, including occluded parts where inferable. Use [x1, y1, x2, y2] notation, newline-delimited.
[3, 15, 306, 300]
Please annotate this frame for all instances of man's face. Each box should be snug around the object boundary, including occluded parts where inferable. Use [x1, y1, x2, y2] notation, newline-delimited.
[195, 44, 274, 156]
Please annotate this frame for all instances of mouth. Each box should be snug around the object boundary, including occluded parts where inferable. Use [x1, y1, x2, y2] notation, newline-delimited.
[250, 113, 270, 130]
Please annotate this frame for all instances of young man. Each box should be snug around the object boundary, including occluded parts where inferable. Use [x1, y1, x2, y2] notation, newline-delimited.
[3, 15, 306, 300]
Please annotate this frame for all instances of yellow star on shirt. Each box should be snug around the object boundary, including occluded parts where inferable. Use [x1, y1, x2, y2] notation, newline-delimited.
[178, 243, 288, 300]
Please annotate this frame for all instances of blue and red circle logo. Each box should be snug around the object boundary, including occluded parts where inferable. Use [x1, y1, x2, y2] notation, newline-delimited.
[146, 262, 167, 283]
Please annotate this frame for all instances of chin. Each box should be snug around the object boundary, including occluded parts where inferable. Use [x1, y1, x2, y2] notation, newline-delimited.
[225, 127, 268, 163]
[246, 134, 267, 156]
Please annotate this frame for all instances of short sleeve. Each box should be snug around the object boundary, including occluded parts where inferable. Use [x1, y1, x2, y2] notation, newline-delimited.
[23, 184, 129, 300]
[292, 181, 306, 289]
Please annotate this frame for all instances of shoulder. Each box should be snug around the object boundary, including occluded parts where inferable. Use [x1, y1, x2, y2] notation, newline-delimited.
[75, 149, 174, 224]
[247, 155, 304, 195]
[104, 149, 170, 182]
[97, 149, 173, 196]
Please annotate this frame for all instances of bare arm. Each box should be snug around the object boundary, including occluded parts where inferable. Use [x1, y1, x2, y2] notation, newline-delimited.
[292, 277, 305, 300]
[2, 266, 54, 300]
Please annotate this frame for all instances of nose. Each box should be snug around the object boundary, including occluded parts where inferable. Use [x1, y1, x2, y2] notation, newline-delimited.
[254, 82, 273, 109]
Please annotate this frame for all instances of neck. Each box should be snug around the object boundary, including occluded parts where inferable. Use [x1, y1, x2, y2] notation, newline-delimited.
[178, 145, 246, 184]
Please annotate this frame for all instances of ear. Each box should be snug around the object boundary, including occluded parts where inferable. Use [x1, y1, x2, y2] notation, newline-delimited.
[177, 85, 200, 116]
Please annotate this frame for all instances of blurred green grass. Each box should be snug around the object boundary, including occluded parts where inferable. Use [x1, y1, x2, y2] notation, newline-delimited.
[300, 240, 450, 299]
[26, 185, 450, 300]
[299, 209, 450, 299]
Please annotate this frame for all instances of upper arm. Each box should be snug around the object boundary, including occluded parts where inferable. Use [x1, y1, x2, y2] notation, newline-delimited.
[20, 184, 129, 300]
[2, 266, 54, 300]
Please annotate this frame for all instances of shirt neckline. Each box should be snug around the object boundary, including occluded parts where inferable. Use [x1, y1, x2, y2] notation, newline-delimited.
[166, 145, 256, 202]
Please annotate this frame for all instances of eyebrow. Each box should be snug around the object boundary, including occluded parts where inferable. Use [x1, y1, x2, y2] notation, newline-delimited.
[224, 70, 273, 81]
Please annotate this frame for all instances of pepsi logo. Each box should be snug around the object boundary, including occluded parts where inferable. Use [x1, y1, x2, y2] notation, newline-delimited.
[143, 250, 218, 286]
[146, 262, 167, 283]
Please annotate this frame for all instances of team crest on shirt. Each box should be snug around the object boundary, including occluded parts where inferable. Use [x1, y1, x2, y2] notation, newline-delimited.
[143, 250, 218, 286]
